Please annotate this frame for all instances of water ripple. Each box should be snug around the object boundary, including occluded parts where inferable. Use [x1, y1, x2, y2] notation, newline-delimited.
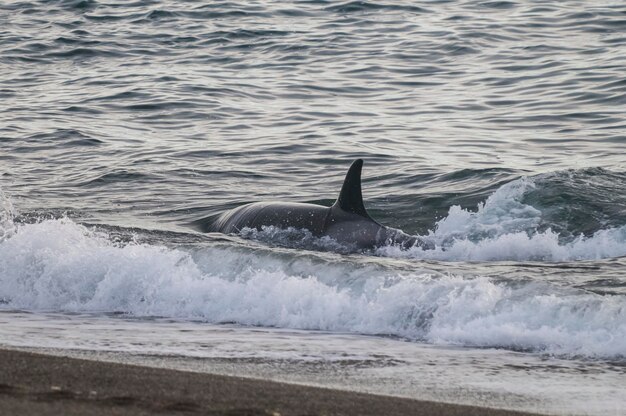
[0, 0, 624, 229]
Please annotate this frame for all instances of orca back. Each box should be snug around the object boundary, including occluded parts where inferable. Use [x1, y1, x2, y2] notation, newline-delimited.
[210, 201, 329, 235]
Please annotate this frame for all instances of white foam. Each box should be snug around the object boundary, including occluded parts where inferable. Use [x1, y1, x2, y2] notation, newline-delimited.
[1, 218, 625, 359]
[0, 189, 15, 242]
[378, 177, 626, 261]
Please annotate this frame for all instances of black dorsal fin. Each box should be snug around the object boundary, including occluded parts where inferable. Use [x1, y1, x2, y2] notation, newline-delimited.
[333, 159, 371, 218]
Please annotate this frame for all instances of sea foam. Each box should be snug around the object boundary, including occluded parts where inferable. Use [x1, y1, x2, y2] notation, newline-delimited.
[378, 177, 626, 261]
[1, 216, 625, 359]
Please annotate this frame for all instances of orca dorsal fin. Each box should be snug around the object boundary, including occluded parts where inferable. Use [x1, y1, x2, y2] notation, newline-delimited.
[333, 159, 371, 218]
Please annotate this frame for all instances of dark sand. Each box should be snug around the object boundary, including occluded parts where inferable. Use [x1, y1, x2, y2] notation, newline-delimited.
[0, 348, 543, 416]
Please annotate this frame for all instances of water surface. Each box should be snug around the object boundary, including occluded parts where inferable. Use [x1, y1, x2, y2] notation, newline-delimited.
[1, 1, 625, 414]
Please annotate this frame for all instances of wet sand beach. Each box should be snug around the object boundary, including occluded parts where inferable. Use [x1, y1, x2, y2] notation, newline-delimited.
[0, 348, 543, 416]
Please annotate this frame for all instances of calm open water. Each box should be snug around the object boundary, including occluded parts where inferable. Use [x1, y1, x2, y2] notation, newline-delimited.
[1, 1, 626, 414]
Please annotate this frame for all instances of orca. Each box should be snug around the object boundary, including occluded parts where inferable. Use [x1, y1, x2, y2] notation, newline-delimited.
[209, 159, 424, 250]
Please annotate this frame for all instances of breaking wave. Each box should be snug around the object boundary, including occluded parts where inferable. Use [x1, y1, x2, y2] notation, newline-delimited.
[380, 176, 626, 261]
[1, 213, 624, 359]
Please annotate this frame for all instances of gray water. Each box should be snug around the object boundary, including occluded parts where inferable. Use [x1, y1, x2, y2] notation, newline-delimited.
[1, 1, 626, 415]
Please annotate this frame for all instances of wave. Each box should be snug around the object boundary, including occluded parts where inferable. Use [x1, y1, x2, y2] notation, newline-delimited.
[380, 175, 626, 261]
[1, 213, 624, 359]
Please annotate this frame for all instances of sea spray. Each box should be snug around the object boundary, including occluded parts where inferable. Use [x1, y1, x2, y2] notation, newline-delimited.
[0, 188, 16, 242]
[378, 176, 626, 261]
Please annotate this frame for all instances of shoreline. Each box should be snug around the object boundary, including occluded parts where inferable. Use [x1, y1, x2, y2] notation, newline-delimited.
[0, 348, 544, 416]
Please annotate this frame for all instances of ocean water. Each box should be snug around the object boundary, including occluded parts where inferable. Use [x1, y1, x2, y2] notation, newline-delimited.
[1, 1, 625, 414]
